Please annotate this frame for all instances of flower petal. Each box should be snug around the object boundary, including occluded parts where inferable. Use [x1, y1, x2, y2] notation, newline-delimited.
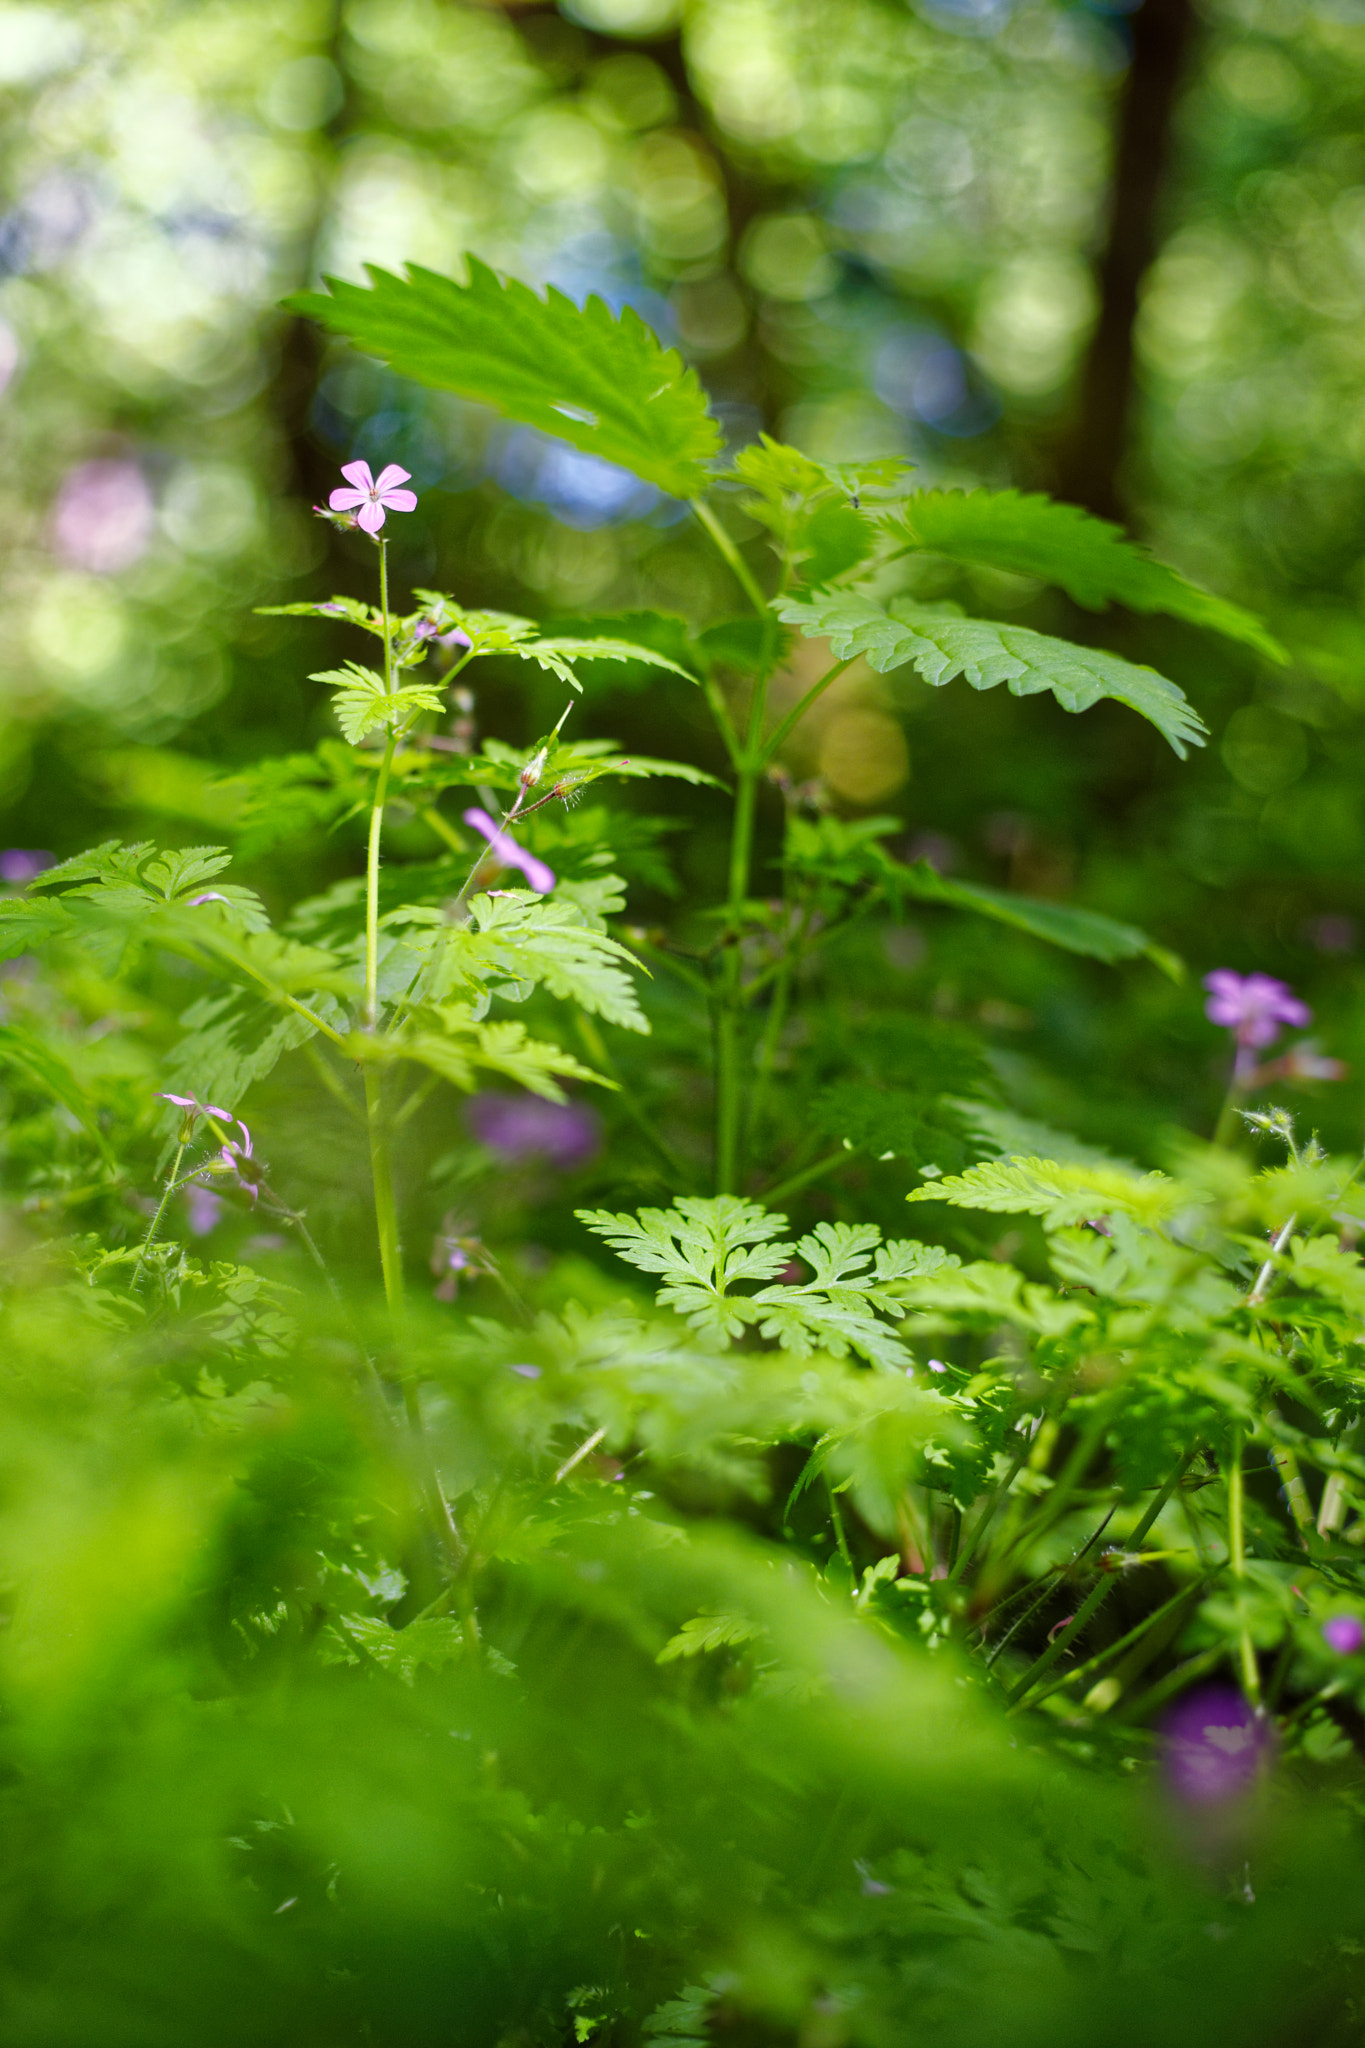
[340, 460, 375, 492]
[329, 487, 367, 511]
[356, 500, 386, 533]
[377, 488, 417, 514]
[372, 463, 412, 494]
[463, 807, 498, 844]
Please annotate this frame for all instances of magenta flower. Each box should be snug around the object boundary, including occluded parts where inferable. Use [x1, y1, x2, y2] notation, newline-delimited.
[327, 461, 418, 535]
[1323, 1614, 1364, 1655]
[1204, 970, 1310, 1080]
[463, 808, 555, 894]
[1163, 1687, 1268, 1806]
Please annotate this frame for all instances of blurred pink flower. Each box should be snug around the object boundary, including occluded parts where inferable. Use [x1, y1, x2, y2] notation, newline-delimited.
[463, 808, 555, 894]
[465, 1091, 599, 1169]
[328, 460, 417, 535]
[52, 459, 154, 573]
[184, 1184, 223, 1236]
[220, 1119, 262, 1202]
[159, 1090, 232, 1127]
[1323, 1614, 1364, 1655]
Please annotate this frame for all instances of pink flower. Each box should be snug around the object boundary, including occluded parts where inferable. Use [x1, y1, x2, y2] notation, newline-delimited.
[1323, 1614, 1364, 1655]
[1203, 970, 1310, 1049]
[1204, 970, 1310, 1080]
[1163, 1687, 1268, 1806]
[327, 460, 418, 536]
[220, 1119, 262, 1203]
[463, 808, 555, 894]
[184, 1184, 223, 1236]
[159, 1091, 232, 1127]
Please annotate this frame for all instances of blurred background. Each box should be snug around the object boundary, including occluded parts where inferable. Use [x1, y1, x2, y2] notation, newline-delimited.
[2, 0, 1365, 1183]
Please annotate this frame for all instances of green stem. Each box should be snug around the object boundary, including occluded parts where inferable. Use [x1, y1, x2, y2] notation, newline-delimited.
[690, 496, 769, 619]
[1028, 1575, 1214, 1714]
[760, 1148, 852, 1209]
[364, 1066, 404, 1320]
[760, 657, 854, 767]
[1005, 1452, 1191, 1709]
[1228, 1431, 1262, 1705]
[131, 1142, 184, 1291]
[945, 1434, 1032, 1589]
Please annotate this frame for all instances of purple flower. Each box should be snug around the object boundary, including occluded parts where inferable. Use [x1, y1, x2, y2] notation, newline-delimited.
[1163, 1687, 1268, 1806]
[463, 807, 555, 894]
[465, 1092, 600, 1169]
[1323, 1614, 1364, 1656]
[328, 460, 418, 536]
[184, 1184, 223, 1236]
[1204, 971, 1310, 1051]
[0, 850, 53, 885]
[51, 459, 154, 574]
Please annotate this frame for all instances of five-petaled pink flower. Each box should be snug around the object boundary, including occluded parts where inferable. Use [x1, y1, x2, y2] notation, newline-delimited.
[1204, 970, 1310, 1079]
[463, 808, 555, 894]
[328, 461, 418, 535]
[159, 1090, 232, 1127]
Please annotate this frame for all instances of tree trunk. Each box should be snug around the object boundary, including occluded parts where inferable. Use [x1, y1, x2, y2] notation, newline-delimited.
[1054, 0, 1197, 523]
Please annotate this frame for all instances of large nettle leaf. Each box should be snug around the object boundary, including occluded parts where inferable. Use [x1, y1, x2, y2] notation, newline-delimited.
[288, 259, 723, 499]
[775, 592, 1207, 758]
[885, 489, 1286, 662]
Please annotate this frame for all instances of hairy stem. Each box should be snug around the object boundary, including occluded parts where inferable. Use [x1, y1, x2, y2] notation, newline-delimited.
[131, 1141, 185, 1291]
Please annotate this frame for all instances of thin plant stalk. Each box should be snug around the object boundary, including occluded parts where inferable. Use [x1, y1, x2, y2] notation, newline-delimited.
[1228, 1431, 1262, 1706]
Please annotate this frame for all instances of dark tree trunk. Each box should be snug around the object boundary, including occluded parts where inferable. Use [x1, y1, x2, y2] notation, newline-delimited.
[1054, 0, 1197, 523]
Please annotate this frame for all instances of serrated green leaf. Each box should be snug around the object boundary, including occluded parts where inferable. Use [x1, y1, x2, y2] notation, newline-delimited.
[346, 1008, 604, 1102]
[886, 488, 1285, 662]
[773, 591, 1207, 758]
[287, 259, 722, 497]
[657, 1614, 766, 1663]
[896, 861, 1172, 969]
[0, 1024, 117, 1165]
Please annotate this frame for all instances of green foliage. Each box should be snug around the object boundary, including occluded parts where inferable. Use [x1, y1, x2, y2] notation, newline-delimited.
[287, 259, 723, 497]
[886, 489, 1286, 660]
[310, 660, 445, 742]
[775, 591, 1208, 756]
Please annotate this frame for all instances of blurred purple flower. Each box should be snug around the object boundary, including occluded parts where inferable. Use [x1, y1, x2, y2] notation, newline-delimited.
[1204, 970, 1311, 1080]
[184, 1184, 223, 1236]
[52, 459, 154, 574]
[1163, 1687, 1268, 1806]
[328, 460, 417, 536]
[1323, 1614, 1365, 1655]
[466, 1091, 600, 1169]
[0, 850, 52, 885]
[463, 807, 555, 894]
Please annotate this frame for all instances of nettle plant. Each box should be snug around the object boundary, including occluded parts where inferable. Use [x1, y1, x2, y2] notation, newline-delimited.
[5, 260, 1365, 2035]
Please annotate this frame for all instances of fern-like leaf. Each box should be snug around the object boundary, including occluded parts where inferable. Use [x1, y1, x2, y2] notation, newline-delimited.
[908, 1156, 1185, 1230]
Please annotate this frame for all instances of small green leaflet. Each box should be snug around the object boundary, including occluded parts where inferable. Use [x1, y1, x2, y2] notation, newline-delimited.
[885, 489, 1285, 663]
[287, 259, 723, 498]
[774, 592, 1207, 758]
[310, 663, 444, 743]
[907, 1155, 1186, 1230]
[397, 891, 649, 1034]
[656, 1614, 766, 1663]
[411, 595, 700, 691]
[346, 1008, 604, 1102]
